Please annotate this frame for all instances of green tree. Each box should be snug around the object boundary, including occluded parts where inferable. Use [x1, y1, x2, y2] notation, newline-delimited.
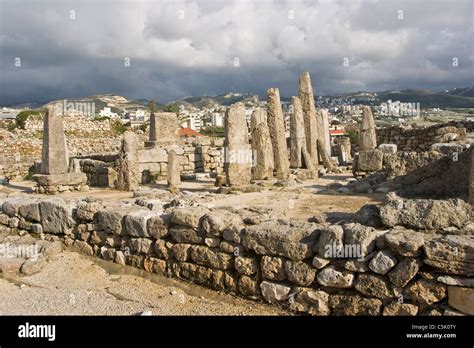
[14, 110, 42, 129]
[163, 103, 179, 114]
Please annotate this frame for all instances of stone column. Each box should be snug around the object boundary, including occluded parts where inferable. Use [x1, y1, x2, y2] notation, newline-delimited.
[320, 109, 331, 156]
[359, 106, 377, 150]
[298, 72, 318, 166]
[336, 137, 352, 164]
[289, 96, 307, 168]
[250, 108, 267, 131]
[250, 109, 274, 180]
[470, 147, 474, 205]
[41, 104, 69, 175]
[167, 149, 181, 192]
[267, 88, 290, 178]
[317, 139, 334, 171]
[146, 112, 180, 147]
[224, 102, 252, 186]
[116, 131, 139, 191]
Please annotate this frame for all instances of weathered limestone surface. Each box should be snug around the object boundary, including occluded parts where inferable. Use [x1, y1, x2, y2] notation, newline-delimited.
[250, 109, 274, 180]
[423, 235, 474, 276]
[290, 97, 307, 168]
[359, 106, 377, 151]
[249, 107, 266, 131]
[357, 149, 383, 172]
[33, 173, 87, 187]
[242, 221, 319, 261]
[224, 103, 252, 186]
[267, 88, 290, 178]
[334, 137, 352, 164]
[146, 112, 180, 147]
[316, 109, 331, 161]
[379, 192, 472, 230]
[167, 150, 181, 192]
[448, 286, 474, 315]
[317, 139, 334, 170]
[298, 72, 318, 165]
[41, 104, 69, 175]
[470, 147, 474, 205]
[115, 131, 139, 191]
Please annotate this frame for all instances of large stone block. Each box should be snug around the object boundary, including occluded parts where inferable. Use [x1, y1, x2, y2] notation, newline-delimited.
[147, 112, 180, 146]
[39, 199, 73, 234]
[242, 221, 319, 261]
[379, 193, 471, 230]
[357, 149, 383, 172]
[170, 207, 210, 229]
[448, 286, 474, 315]
[423, 235, 474, 276]
[33, 173, 87, 186]
[125, 210, 162, 237]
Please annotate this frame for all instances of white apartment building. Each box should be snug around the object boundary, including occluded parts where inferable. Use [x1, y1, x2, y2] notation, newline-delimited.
[211, 113, 224, 127]
[99, 107, 119, 118]
[183, 114, 203, 131]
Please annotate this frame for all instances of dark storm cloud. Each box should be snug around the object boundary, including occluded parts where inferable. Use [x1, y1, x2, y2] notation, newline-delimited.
[0, 0, 473, 106]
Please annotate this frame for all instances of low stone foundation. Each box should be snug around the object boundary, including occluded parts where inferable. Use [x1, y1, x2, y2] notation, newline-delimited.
[32, 173, 89, 194]
[0, 196, 472, 316]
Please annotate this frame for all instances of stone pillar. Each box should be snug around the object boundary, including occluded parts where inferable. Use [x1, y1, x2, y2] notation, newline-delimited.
[146, 112, 180, 147]
[116, 131, 139, 191]
[224, 102, 252, 186]
[167, 149, 181, 192]
[250, 108, 267, 131]
[359, 106, 377, 150]
[250, 109, 274, 180]
[317, 139, 334, 171]
[335, 137, 352, 165]
[289, 96, 307, 168]
[267, 88, 290, 178]
[320, 109, 331, 156]
[470, 147, 474, 205]
[41, 104, 69, 175]
[299, 72, 318, 166]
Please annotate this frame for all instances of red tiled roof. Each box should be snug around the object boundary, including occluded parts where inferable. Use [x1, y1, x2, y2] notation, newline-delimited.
[330, 129, 346, 135]
[179, 127, 205, 137]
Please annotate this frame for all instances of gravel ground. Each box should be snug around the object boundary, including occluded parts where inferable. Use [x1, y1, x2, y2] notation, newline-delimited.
[0, 251, 289, 316]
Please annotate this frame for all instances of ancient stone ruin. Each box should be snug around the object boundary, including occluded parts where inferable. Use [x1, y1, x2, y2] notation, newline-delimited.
[33, 104, 87, 194]
[1, 71, 473, 318]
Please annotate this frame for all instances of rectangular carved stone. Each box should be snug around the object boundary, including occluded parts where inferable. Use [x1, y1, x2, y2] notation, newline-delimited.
[41, 105, 69, 175]
[146, 112, 180, 147]
[224, 102, 252, 186]
[267, 88, 290, 178]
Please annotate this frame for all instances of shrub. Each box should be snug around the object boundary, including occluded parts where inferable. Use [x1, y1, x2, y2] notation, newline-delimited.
[112, 120, 128, 134]
[14, 110, 42, 130]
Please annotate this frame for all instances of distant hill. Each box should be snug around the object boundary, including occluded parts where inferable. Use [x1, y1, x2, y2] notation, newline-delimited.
[444, 87, 474, 98]
[376, 89, 474, 108]
[6, 86, 474, 112]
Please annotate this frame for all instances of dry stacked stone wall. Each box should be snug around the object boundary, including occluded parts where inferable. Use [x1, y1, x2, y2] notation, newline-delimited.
[376, 121, 474, 152]
[1, 197, 472, 316]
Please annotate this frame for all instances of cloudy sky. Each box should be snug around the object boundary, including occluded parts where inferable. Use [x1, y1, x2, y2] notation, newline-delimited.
[0, 0, 473, 105]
